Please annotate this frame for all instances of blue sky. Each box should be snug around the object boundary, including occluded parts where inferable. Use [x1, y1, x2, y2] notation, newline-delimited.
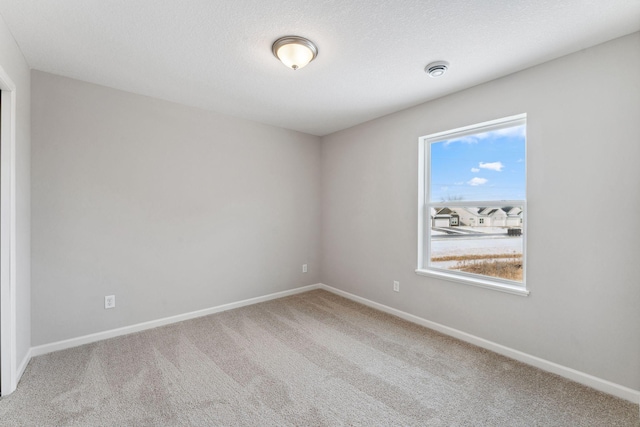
[429, 124, 525, 202]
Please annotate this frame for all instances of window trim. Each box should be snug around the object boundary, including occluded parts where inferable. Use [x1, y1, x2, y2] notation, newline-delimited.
[416, 114, 529, 296]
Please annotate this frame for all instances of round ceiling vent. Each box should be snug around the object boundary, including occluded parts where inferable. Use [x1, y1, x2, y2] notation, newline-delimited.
[425, 61, 449, 78]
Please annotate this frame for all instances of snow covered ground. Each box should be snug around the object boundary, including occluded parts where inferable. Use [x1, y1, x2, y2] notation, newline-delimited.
[454, 226, 510, 234]
[431, 236, 522, 258]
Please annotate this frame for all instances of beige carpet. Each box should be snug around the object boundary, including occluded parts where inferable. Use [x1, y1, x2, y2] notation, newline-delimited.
[0, 289, 637, 426]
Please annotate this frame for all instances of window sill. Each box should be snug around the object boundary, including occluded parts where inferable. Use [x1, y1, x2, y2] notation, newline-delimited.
[415, 268, 530, 297]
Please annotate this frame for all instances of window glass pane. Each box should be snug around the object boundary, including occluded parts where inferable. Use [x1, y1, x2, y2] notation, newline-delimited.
[419, 115, 527, 290]
[428, 205, 524, 283]
[429, 124, 525, 202]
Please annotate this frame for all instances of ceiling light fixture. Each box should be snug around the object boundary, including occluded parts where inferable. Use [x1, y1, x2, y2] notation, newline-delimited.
[425, 61, 449, 78]
[272, 36, 318, 70]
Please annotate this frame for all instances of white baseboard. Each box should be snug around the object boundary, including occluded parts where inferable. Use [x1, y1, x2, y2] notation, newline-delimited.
[16, 347, 32, 385]
[23, 282, 639, 406]
[319, 284, 640, 405]
[30, 284, 321, 358]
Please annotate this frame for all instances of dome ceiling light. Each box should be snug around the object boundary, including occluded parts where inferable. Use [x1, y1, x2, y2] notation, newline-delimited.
[272, 36, 318, 70]
[425, 61, 449, 78]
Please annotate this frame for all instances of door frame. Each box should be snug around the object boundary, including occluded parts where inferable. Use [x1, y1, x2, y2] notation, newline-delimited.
[0, 64, 18, 396]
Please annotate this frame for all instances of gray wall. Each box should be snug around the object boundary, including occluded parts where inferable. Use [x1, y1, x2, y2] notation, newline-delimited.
[0, 16, 31, 372]
[31, 71, 321, 345]
[28, 32, 640, 391]
[321, 33, 640, 390]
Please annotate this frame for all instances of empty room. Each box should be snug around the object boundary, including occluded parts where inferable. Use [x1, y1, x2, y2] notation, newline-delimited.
[0, 0, 639, 425]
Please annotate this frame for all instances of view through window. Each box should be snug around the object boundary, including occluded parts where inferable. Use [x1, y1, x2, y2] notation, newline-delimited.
[418, 114, 527, 290]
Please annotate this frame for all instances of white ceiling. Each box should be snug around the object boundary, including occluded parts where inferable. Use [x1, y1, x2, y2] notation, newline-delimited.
[0, 1, 639, 136]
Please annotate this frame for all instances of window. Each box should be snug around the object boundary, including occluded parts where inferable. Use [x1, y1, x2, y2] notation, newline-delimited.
[417, 114, 528, 296]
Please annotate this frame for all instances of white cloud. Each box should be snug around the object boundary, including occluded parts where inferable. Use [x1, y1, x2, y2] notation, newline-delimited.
[454, 181, 464, 186]
[443, 136, 479, 146]
[467, 177, 488, 186]
[479, 161, 504, 172]
[496, 124, 526, 138]
[440, 124, 525, 146]
[470, 167, 480, 173]
[476, 124, 526, 140]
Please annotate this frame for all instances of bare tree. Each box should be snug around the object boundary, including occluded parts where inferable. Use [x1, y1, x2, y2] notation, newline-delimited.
[440, 194, 464, 203]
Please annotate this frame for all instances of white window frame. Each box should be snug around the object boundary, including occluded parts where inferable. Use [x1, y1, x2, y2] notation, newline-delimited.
[416, 114, 529, 296]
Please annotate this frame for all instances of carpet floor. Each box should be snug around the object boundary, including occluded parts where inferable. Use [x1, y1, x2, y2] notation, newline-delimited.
[0, 289, 637, 426]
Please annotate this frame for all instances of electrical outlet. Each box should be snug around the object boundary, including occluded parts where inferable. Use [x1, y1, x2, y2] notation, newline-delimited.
[302, 264, 308, 273]
[105, 295, 115, 309]
[393, 281, 400, 292]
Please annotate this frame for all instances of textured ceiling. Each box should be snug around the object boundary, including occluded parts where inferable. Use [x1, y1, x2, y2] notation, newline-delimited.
[0, 1, 639, 136]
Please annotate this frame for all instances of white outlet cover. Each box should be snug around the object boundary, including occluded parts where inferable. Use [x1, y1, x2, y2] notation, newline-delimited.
[105, 295, 115, 309]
